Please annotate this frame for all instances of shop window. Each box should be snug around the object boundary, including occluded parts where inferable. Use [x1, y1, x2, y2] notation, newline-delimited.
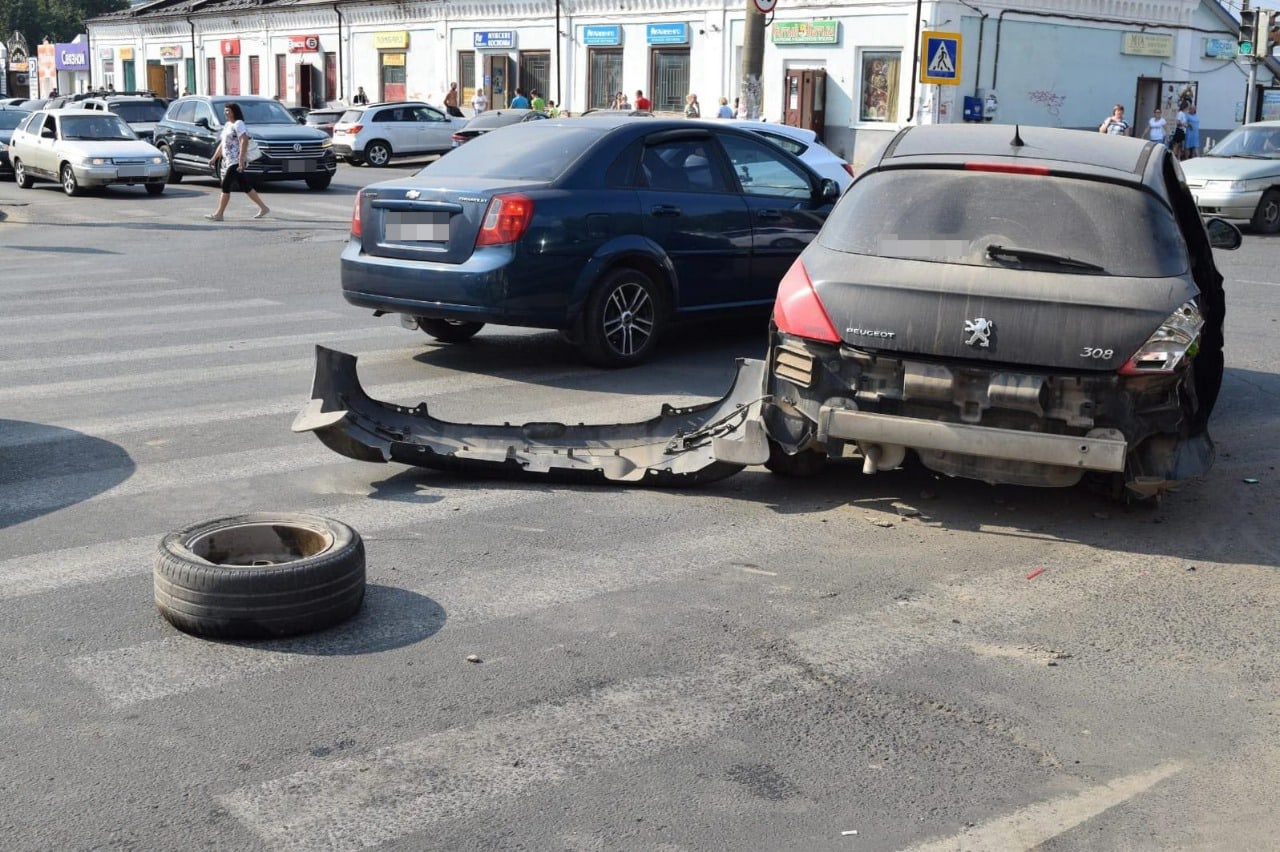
[651, 49, 690, 113]
[458, 51, 475, 103]
[859, 51, 900, 122]
[381, 53, 406, 101]
[324, 53, 337, 103]
[206, 58, 217, 95]
[588, 48, 622, 111]
[518, 51, 550, 103]
[275, 54, 286, 99]
[249, 56, 260, 95]
[224, 56, 240, 96]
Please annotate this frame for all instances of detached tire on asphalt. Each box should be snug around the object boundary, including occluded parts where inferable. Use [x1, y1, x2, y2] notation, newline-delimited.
[154, 513, 365, 639]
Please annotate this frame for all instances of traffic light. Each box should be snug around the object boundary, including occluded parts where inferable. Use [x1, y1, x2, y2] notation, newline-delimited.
[1240, 9, 1256, 56]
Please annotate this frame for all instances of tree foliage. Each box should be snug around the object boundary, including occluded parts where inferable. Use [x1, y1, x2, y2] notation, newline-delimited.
[0, 0, 128, 49]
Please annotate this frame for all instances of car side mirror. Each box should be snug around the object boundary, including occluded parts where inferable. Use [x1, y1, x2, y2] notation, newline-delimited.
[195, 117, 210, 129]
[819, 178, 841, 201]
[1204, 216, 1242, 250]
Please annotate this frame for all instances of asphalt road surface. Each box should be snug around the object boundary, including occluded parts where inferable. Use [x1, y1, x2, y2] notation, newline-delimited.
[2, 164, 1279, 851]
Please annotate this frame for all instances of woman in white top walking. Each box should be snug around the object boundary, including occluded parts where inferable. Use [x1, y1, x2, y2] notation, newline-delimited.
[205, 102, 269, 221]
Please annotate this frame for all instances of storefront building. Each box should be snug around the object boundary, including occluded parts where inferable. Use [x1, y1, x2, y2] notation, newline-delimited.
[86, 0, 1276, 167]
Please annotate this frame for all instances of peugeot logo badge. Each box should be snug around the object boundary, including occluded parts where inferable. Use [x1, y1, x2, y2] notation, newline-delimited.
[292, 142, 302, 153]
[406, 190, 421, 200]
[964, 318, 994, 348]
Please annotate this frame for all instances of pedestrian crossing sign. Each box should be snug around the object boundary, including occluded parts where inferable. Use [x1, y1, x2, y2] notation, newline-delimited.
[920, 31, 962, 85]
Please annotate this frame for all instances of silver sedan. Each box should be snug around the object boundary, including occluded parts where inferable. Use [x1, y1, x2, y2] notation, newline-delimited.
[8, 108, 170, 196]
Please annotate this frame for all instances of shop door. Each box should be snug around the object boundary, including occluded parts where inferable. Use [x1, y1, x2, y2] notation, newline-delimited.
[484, 54, 511, 110]
[146, 62, 167, 98]
[382, 54, 406, 101]
[1133, 77, 1161, 134]
[297, 64, 321, 108]
[518, 51, 550, 103]
[783, 68, 826, 140]
[224, 57, 241, 96]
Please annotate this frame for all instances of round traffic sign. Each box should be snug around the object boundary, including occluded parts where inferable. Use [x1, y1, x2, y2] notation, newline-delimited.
[754, 0, 777, 13]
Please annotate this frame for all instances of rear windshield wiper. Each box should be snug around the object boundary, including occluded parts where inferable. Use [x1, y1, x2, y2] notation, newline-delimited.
[986, 244, 1105, 272]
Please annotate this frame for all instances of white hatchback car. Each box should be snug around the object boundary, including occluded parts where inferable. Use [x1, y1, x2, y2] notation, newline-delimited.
[9, 108, 169, 195]
[331, 101, 467, 166]
[713, 120, 854, 190]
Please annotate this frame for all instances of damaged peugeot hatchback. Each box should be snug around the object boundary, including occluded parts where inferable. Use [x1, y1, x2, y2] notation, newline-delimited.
[762, 124, 1241, 499]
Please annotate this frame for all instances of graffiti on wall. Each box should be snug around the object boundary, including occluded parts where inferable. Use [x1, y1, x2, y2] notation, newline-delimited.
[1028, 89, 1067, 119]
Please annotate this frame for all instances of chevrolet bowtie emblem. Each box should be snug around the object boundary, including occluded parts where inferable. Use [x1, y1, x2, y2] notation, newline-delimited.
[405, 190, 421, 200]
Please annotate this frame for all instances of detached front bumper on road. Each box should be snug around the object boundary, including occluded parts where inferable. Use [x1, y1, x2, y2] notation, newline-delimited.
[293, 346, 770, 485]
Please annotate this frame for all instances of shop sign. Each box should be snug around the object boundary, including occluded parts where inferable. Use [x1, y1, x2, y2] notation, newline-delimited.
[159, 45, 183, 62]
[381, 53, 405, 66]
[289, 34, 320, 53]
[119, 47, 134, 60]
[474, 31, 515, 49]
[99, 47, 114, 60]
[771, 20, 839, 45]
[373, 32, 409, 50]
[1121, 32, 1173, 57]
[646, 23, 688, 45]
[1203, 38, 1238, 59]
[55, 41, 90, 70]
[582, 25, 622, 46]
[221, 39, 240, 56]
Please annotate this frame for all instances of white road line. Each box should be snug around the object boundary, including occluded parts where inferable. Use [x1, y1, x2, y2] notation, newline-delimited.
[65, 525, 768, 707]
[0, 344, 417, 402]
[0, 326, 393, 374]
[0, 310, 343, 347]
[5, 287, 224, 308]
[0, 297, 282, 326]
[219, 653, 813, 851]
[0, 276, 178, 295]
[903, 762, 1185, 852]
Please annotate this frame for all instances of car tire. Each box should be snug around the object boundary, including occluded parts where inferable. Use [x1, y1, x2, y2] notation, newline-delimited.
[417, 318, 485, 343]
[158, 145, 182, 183]
[763, 439, 827, 477]
[364, 141, 392, 167]
[1251, 188, 1280, 234]
[145, 182, 164, 196]
[580, 267, 666, 368]
[305, 172, 333, 190]
[14, 159, 32, 189]
[154, 513, 365, 639]
[61, 163, 81, 196]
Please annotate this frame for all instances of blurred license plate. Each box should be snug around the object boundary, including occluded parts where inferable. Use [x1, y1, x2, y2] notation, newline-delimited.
[117, 166, 145, 177]
[386, 211, 450, 242]
[285, 159, 314, 172]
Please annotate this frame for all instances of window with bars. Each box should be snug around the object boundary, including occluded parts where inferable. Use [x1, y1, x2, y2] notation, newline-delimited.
[458, 51, 475, 104]
[518, 51, 550, 103]
[588, 49, 622, 111]
[651, 49, 690, 113]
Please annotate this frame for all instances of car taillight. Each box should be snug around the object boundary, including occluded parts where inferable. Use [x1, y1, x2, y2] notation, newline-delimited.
[350, 189, 363, 238]
[963, 162, 1051, 175]
[345, 123, 362, 134]
[842, 163, 855, 179]
[772, 259, 840, 343]
[1118, 301, 1204, 375]
[451, 133, 466, 142]
[475, 193, 533, 247]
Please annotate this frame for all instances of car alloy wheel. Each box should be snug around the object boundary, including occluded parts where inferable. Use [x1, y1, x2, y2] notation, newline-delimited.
[1252, 188, 1280, 234]
[61, 163, 81, 196]
[14, 159, 32, 189]
[582, 267, 665, 367]
[364, 141, 392, 167]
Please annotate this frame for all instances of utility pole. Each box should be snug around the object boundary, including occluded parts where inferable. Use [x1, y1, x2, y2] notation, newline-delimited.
[740, 1, 766, 119]
[1242, 1, 1258, 124]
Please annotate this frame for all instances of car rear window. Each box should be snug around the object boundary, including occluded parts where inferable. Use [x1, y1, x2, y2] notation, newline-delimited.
[338, 109, 362, 123]
[111, 102, 167, 122]
[820, 169, 1187, 278]
[421, 125, 602, 181]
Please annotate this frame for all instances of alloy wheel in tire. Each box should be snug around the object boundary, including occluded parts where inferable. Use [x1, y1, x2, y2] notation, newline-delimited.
[14, 160, 31, 189]
[153, 512, 365, 639]
[598, 279, 656, 359]
[61, 164, 80, 196]
[365, 142, 391, 167]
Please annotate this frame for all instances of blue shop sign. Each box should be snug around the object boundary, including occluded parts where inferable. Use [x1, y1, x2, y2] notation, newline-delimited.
[647, 23, 689, 46]
[582, 25, 622, 46]
[474, 31, 515, 49]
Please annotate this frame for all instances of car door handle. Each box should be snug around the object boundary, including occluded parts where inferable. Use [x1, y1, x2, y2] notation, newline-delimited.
[756, 209, 783, 220]
[650, 205, 681, 217]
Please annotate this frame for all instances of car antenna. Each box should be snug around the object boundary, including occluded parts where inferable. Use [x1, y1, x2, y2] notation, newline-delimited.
[1011, 125, 1025, 148]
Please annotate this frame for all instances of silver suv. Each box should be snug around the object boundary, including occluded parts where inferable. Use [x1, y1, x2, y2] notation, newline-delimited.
[331, 101, 466, 166]
[78, 93, 168, 143]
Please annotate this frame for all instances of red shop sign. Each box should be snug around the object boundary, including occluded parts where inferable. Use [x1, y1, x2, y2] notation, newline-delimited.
[220, 39, 240, 56]
[288, 34, 320, 53]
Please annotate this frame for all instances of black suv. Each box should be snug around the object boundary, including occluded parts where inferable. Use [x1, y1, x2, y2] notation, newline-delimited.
[152, 94, 336, 190]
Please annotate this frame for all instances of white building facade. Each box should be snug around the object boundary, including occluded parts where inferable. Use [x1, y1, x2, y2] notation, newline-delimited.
[85, 0, 1277, 167]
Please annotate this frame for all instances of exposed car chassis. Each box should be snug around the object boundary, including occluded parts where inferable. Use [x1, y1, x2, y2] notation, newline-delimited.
[294, 345, 1212, 500]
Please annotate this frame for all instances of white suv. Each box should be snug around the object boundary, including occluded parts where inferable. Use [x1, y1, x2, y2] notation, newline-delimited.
[79, 93, 169, 143]
[331, 101, 466, 166]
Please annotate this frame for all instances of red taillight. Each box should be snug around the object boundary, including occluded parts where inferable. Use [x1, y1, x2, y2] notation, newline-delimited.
[451, 133, 466, 142]
[773, 259, 840, 343]
[346, 123, 363, 134]
[842, 163, 855, 179]
[350, 189, 363, 237]
[475, 193, 534, 247]
[963, 162, 1051, 175]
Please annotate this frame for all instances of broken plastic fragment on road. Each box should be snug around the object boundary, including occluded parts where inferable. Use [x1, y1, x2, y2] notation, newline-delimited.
[292, 346, 770, 485]
[1026, 567, 1045, 580]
